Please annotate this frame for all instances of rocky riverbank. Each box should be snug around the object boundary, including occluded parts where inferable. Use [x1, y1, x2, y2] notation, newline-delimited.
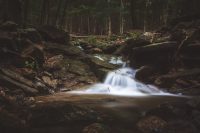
[117, 16, 200, 96]
[1, 18, 200, 133]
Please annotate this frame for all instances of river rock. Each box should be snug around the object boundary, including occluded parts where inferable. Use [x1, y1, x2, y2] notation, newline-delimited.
[137, 115, 167, 133]
[20, 28, 43, 43]
[87, 56, 116, 70]
[0, 31, 17, 51]
[94, 68, 110, 81]
[164, 120, 198, 133]
[85, 56, 117, 80]
[61, 58, 94, 76]
[51, 58, 97, 88]
[135, 66, 155, 83]
[0, 109, 25, 130]
[38, 25, 69, 45]
[88, 48, 103, 53]
[114, 38, 150, 55]
[44, 42, 86, 57]
[42, 76, 58, 89]
[82, 123, 109, 133]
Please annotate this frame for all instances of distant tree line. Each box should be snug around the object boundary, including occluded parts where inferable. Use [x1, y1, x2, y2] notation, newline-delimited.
[0, 0, 200, 35]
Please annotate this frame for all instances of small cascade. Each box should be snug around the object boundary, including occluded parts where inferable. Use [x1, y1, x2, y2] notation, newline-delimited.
[71, 66, 176, 96]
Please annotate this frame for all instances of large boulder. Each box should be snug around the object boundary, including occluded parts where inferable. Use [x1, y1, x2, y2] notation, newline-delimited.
[137, 116, 167, 133]
[87, 56, 117, 70]
[135, 66, 156, 83]
[45, 56, 97, 89]
[114, 38, 150, 55]
[129, 41, 178, 68]
[19, 28, 43, 43]
[82, 123, 109, 133]
[20, 39, 45, 68]
[85, 56, 117, 80]
[38, 25, 69, 45]
[44, 42, 86, 57]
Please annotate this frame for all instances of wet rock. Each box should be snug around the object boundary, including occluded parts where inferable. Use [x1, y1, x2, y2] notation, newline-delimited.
[135, 66, 155, 83]
[87, 56, 116, 70]
[89, 48, 103, 54]
[94, 68, 110, 81]
[29, 101, 99, 127]
[82, 123, 109, 133]
[86, 56, 117, 80]
[51, 58, 97, 88]
[115, 38, 150, 55]
[164, 120, 198, 133]
[61, 58, 95, 76]
[137, 116, 167, 133]
[38, 25, 69, 45]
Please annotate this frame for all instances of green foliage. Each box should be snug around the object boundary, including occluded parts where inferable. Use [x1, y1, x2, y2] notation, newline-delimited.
[25, 60, 38, 70]
[87, 36, 97, 44]
[129, 31, 142, 39]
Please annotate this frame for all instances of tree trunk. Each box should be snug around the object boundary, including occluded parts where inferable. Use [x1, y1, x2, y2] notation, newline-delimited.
[60, 0, 68, 29]
[54, 0, 62, 26]
[130, 0, 136, 28]
[107, 0, 112, 36]
[22, 0, 30, 27]
[40, 0, 50, 25]
[119, 0, 124, 34]
[0, 0, 22, 24]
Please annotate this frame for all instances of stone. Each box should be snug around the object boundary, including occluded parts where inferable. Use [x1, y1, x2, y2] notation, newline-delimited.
[44, 55, 64, 70]
[89, 48, 103, 53]
[82, 123, 109, 133]
[137, 116, 167, 133]
[115, 38, 150, 55]
[38, 25, 69, 45]
[42, 76, 58, 89]
[94, 68, 110, 81]
[87, 56, 116, 70]
[164, 120, 198, 133]
[44, 42, 86, 57]
[135, 66, 155, 83]
[20, 28, 43, 43]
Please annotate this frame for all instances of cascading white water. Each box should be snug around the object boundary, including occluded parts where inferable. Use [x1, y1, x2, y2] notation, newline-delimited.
[71, 67, 174, 96]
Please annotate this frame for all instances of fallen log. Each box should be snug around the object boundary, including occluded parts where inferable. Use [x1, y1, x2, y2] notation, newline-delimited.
[132, 41, 178, 54]
[0, 68, 37, 88]
[155, 68, 200, 87]
[0, 73, 38, 95]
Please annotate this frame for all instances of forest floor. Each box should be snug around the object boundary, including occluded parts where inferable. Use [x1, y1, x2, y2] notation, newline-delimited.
[0, 19, 200, 133]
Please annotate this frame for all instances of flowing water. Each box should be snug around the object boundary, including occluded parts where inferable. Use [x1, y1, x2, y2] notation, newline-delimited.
[31, 65, 191, 133]
[72, 67, 181, 97]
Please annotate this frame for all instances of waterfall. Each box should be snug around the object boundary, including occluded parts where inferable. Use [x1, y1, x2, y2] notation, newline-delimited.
[74, 67, 170, 96]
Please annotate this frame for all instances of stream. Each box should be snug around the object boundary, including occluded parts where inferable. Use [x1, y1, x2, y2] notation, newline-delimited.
[30, 56, 191, 133]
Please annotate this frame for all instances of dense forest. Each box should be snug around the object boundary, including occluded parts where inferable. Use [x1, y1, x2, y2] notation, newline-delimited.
[1, 0, 200, 133]
[1, 0, 200, 34]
